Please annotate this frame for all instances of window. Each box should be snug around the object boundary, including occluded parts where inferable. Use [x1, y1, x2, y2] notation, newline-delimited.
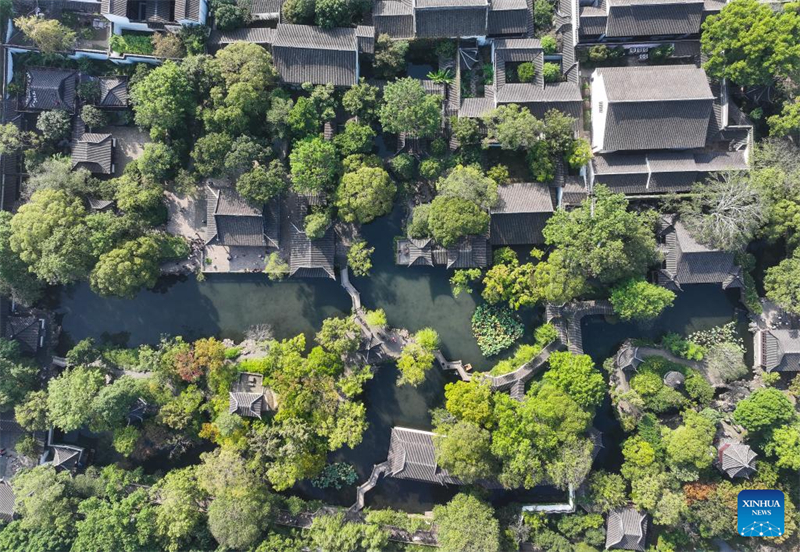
[598, 101, 604, 114]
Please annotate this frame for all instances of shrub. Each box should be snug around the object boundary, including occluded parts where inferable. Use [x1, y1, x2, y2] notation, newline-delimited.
[265, 252, 289, 280]
[534, 323, 558, 347]
[364, 308, 387, 328]
[542, 62, 562, 83]
[662, 333, 705, 361]
[487, 165, 509, 186]
[490, 344, 540, 376]
[685, 371, 714, 406]
[517, 62, 535, 83]
[110, 32, 154, 55]
[152, 32, 185, 58]
[390, 153, 415, 180]
[588, 45, 608, 63]
[533, 0, 554, 32]
[80, 105, 107, 129]
[471, 304, 524, 356]
[419, 158, 445, 180]
[541, 35, 557, 54]
[304, 212, 330, 239]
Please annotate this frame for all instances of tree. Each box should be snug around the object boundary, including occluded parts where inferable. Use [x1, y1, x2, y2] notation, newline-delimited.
[282, 0, 315, 24]
[89, 377, 144, 432]
[80, 105, 108, 130]
[542, 352, 604, 410]
[213, 1, 250, 31]
[308, 512, 389, 552]
[530, 250, 587, 304]
[316, 315, 361, 356]
[342, 79, 380, 122]
[237, 160, 289, 205]
[212, 41, 277, 92]
[481, 104, 543, 150]
[679, 171, 767, 251]
[152, 31, 185, 58]
[543, 185, 658, 284]
[15, 390, 50, 431]
[444, 380, 495, 427]
[14, 16, 76, 53]
[701, 0, 800, 87]
[0, 211, 44, 305]
[304, 211, 330, 239]
[315, 0, 352, 28]
[769, 97, 800, 139]
[23, 155, 97, 200]
[533, 0, 554, 33]
[433, 494, 500, 552]
[437, 165, 499, 210]
[90, 236, 162, 298]
[335, 167, 396, 224]
[434, 421, 496, 482]
[73, 490, 156, 552]
[130, 61, 195, 140]
[765, 249, 800, 315]
[129, 147, 174, 188]
[610, 278, 675, 321]
[581, 471, 627, 513]
[114, 174, 167, 226]
[334, 121, 376, 156]
[397, 330, 438, 386]
[347, 240, 374, 277]
[10, 188, 94, 284]
[36, 109, 71, 143]
[192, 132, 234, 177]
[481, 254, 536, 310]
[705, 342, 748, 382]
[373, 34, 408, 79]
[0, 122, 33, 155]
[450, 268, 482, 297]
[265, 252, 289, 280]
[379, 77, 442, 138]
[208, 487, 272, 550]
[224, 135, 271, 180]
[427, 196, 490, 247]
[734, 388, 796, 434]
[12, 465, 76, 536]
[0, 342, 37, 411]
[152, 468, 207, 552]
[765, 424, 800, 470]
[47, 367, 105, 432]
[663, 409, 716, 470]
[290, 137, 340, 193]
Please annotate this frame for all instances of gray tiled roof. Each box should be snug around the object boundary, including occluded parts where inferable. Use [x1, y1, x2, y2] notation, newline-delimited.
[229, 392, 264, 417]
[0, 482, 13, 522]
[432, 235, 489, 268]
[101, 0, 127, 16]
[761, 329, 800, 372]
[247, 0, 284, 13]
[415, 5, 488, 37]
[458, 97, 494, 118]
[209, 27, 275, 45]
[658, 217, 742, 290]
[597, 66, 714, 151]
[598, 65, 713, 102]
[488, 0, 527, 34]
[72, 133, 113, 174]
[387, 427, 463, 485]
[272, 24, 360, 86]
[5, 315, 42, 354]
[51, 445, 84, 471]
[374, 0, 414, 38]
[205, 186, 266, 247]
[24, 68, 77, 112]
[98, 77, 129, 107]
[283, 194, 335, 279]
[606, 507, 648, 551]
[605, 0, 703, 37]
[491, 183, 554, 244]
[717, 442, 756, 478]
[175, 0, 202, 20]
[495, 82, 582, 103]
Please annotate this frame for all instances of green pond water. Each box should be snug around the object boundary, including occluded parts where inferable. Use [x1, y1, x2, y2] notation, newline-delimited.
[55, 209, 747, 512]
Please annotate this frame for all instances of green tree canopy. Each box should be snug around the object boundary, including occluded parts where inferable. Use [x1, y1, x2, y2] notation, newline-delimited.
[289, 137, 340, 193]
[433, 494, 500, 552]
[543, 185, 658, 285]
[46, 366, 105, 432]
[610, 278, 675, 321]
[130, 61, 195, 140]
[89, 236, 163, 298]
[434, 421, 496, 483]
[481, 104, 543, 150]
[734, 388, 796, 435]
[436, 165, 499, 210]
[426, 196, 490, 247]
[342, 79, 380, 122]
[0, 211, 44, 305]
[701, 0, 800, 87]
[379, 77, 442, 138]
[543, 351, 605, 411]
[14, 16, 76, 53]
[765, 249, 800, 315]
[335, 166, 396, 224]
[237, 160, 289, 206]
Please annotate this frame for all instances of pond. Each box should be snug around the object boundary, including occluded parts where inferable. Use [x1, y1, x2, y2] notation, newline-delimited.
[54, 211, 747, 512]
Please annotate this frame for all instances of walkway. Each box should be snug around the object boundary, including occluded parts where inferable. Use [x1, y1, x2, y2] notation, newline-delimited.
[352, 460, 391, 511]
[340, 267, 362, 311]
[546, 300, 614, 355]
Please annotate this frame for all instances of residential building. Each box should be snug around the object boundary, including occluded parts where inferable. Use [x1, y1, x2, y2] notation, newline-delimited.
[20, 68, 77, 113]
[385, 427, 464, 485]
[283, 194, 336, 279]
[71, 133, 116, 175]
[270, 24, 375, 87]
[228, 372, 277, 418]
[373, 0, 531, 40]
[0, 298, 48, 356]
[716, 441, 757, 479]
[754, 328, 800, 373]
[588, 66, 751, 195]
[96, 76, 129, 108]
[100, 0, 208, 34]
[605, 507, 649, 551]
[395, 235, 489, 268]
[489, 182, 555, 246]
[656, 215, 743, 291]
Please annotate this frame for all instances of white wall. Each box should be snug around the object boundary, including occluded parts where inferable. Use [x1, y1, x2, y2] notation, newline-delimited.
[590, 70, 608, 152]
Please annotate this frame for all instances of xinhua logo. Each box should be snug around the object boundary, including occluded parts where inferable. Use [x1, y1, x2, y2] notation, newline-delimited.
[738, 490, 785, 537]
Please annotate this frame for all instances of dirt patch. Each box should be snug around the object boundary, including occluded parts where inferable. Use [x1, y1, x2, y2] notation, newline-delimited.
[113, 126, 151, 177]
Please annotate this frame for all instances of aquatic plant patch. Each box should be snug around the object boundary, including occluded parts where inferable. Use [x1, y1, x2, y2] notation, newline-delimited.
[471, 304, 524, 357]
